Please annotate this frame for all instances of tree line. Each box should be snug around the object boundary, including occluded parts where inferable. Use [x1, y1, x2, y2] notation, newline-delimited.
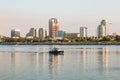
[0, 35, 120, 44]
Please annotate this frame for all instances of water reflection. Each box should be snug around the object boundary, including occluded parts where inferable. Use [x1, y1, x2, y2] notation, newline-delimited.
[10, 53, 21, 73]
[101, 47, 108, 68]
[5, 46, 110, 75]
[79, 47, 87, 68]
[97, 47, 109, 75]
[11, 53, 15, 74]
[79, 46, 109, 74]
[0, 45, 120, 80]
[9, 52, 49, 80]
[49, 54, 60, 78]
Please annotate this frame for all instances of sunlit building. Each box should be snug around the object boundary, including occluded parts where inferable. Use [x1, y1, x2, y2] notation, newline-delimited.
[26, 28, 47, 39]
[11, 29, 20, 38]
[39, 28, 47, 39]
[49, 18, 60, 39]
[65, 33, 80, 38]
[80, 27, 87, 37]
[56, 30, 66, 38]
[35, 28, 39, 38]
[97, 20, 108, 37]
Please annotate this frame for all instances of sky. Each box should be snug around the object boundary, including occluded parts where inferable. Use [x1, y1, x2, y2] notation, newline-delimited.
[0, 0, 120, 37]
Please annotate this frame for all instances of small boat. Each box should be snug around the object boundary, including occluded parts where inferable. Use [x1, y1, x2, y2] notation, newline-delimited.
[49, 48, 64, 55]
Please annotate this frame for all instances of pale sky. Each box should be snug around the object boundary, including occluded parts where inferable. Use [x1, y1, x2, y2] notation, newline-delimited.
[0, 0, 120, 37]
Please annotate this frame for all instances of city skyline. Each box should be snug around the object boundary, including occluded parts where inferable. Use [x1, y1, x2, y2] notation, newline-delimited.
[0, 0, 120, 37]
[1, 18, 118, 38]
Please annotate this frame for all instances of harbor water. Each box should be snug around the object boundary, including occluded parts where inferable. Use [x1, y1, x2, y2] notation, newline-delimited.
[0, 45, 120, 80]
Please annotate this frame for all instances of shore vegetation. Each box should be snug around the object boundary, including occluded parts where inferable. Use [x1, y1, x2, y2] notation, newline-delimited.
[0, 36, 120, 45]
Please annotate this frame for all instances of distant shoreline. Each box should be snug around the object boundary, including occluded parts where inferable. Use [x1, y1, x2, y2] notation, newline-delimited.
[0, 42, 120, 45]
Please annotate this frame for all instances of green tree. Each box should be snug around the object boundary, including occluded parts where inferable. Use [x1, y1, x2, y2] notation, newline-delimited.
[115, 35, 120, 41]
[100, 37, 111, 41]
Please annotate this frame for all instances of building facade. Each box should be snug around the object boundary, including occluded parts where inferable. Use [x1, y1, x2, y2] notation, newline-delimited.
[49, 18, 60, 39]
[97, 20, 108, 37]
[35, 28, 39, 38]
[65, 33, 80, 38]
[56, 30, 66, 38]
[39, 28, 47, 39]
[80, 27, 87, 37]
[11, 29, 20, 38]
[26, 28, 47, 39]
[26, 28, 36, 37]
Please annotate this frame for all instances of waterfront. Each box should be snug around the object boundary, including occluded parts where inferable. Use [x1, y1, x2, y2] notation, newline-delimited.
[0, 45, 120, 80]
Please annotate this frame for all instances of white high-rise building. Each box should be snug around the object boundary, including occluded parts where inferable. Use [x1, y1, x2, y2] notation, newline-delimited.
[39, 28, 47, 39]
[80, 27, 87, 37]
[11, 29, 20, 38]
[26, 27, 47, 39]
[35, 28, 39, 38]
[97, 20, 108, 37]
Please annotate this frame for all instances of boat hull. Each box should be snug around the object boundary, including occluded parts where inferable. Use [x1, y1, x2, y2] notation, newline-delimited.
[49, 51, 64, 55]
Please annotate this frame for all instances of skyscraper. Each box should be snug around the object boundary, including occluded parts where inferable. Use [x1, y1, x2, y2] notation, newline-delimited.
[80, 27, 87, 37]
[26, 28, 36, 37]
[97, 20, 108, 37]
[11, 29, 20, 38]
[35, 28, 39, 38]
[39, 28, 47, 39]
[49, 18, 60, 39]
[26, 27, 47, 39]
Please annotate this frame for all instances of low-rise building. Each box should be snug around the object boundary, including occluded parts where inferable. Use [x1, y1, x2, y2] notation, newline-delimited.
[80, 27, 87, 37]
[57, 30, 66, 38]
[65, 33, 80, 38]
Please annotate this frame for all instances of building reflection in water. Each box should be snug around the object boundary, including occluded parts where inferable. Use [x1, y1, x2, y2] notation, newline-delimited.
[97, 46, 109, 74]
[10, 52, 21, 75]
[11, 53, 15, 73]
[8, 45, 110, 78]
[97, 47, 109, 68]
[49, 54, 60, 78]
[79, 46, 109, 72]
[102, 47, 109, 68]
[31, 46, 48, 73]
[10, 52, 48, 75]
[35, 47, 46, 67]
[80, 47, 87, 68]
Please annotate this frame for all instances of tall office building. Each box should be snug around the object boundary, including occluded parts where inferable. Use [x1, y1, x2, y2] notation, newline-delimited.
[26, 27, 47, 39]
[39, 28, 47, 39]
[35, 28, 39, 38]
[97, 20, 108, 37]
[80, 27, 87, 37]
[26, 28, 36, 37]
[11, 29, 20, 38]
[49, 18, 60, 39]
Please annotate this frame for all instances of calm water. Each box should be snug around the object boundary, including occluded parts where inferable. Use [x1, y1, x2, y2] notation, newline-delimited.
[0, 45, 120, 80]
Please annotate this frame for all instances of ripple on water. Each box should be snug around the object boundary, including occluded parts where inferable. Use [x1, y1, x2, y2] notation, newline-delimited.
[0, 45, 120, 80]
